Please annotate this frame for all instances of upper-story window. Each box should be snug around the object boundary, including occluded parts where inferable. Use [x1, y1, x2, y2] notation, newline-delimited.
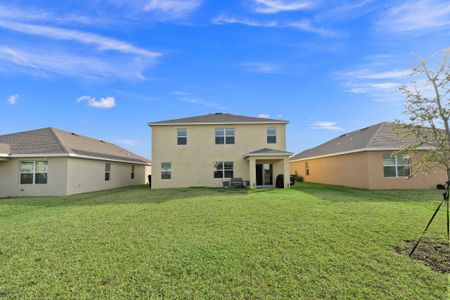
[267, 127, 277, 144]
[383, 155, 411, 178]
[215, 128, 235, 144]
[20, 161, 48, 184]
[177, 128, 187, 145]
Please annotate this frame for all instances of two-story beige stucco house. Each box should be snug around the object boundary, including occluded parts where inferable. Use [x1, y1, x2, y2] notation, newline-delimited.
[149, 113, 292, 189]
[0, 128, 151, 198]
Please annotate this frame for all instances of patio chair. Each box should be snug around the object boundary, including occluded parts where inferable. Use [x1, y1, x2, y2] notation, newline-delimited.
[230, 177, 246, 188]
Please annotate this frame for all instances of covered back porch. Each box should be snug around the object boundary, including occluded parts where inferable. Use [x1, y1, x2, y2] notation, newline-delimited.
[244, 148, 292, 189]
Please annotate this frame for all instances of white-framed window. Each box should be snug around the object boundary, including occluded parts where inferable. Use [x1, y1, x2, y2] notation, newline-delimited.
[161, 162, 171, 180]
[131, 165, 135, 179]
[305, 161, 310, 176]
[105, 163, 111, 181]
[177, 128, 187, 145]
[215, 128, 235, 144]
[267, 127, 277, 144]
[214, 161, 234, 179]
[383, 155, 411, 178]
[20, 161, 48, 184]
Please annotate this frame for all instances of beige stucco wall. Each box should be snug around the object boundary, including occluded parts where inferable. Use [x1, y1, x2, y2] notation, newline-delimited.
[151, 123, 288, 188]
[290, 152, 370, 189]
[66, 158, 149, 195]
[0, 157, 68, 197]
[290, 151, 447, 189]
[0, 157, 151, 198]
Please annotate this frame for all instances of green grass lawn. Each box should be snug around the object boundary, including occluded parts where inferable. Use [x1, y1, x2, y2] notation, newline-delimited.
[0, 183, 448, 299]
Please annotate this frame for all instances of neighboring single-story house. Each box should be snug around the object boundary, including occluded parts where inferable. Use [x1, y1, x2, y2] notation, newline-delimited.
[0, 128, 151, 197]
[149, 113, 292, 189]
[290, 122, 447, 189]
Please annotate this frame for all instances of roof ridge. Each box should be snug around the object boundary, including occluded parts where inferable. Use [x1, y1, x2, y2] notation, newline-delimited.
[366, 122, 387, 148]
[49, 127, 71, 154]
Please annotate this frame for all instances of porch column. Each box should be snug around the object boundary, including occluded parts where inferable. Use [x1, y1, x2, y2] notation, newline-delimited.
[249, 157, 256, 189]
[283, 157, 290, 188]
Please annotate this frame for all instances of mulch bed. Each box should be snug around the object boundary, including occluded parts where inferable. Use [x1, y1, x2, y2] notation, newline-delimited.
[395, 240, 450, 274]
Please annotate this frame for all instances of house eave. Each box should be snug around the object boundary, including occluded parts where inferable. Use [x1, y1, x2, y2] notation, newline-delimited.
[8, 153, 151, 165]
[289, 146, 434, 162]
[148, 121, 289, 126]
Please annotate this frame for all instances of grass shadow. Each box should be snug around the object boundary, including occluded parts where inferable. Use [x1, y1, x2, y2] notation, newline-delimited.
[0, 185, 250, 208]
[292, 182, 442, 203]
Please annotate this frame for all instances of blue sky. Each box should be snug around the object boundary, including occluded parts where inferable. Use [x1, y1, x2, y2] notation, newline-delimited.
[0, 0, 449, 159]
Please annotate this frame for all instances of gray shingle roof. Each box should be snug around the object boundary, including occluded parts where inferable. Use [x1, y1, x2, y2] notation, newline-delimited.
[149, 113, 288, 125]
[0, 143, 10, 155]
[245, 148, 293, 157]
[0, 128, 150, 164]
[290, 122, 431, 161]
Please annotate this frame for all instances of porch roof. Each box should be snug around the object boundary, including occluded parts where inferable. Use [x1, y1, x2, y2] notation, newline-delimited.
[243, 148, 293, 158]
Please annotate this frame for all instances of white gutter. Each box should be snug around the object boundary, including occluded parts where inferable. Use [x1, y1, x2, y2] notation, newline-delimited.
[289, 146, 434, 162]
[148, 121, 288, 126]
[7, 153, 151, 165]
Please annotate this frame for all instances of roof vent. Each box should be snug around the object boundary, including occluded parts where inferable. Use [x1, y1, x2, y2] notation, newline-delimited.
[360, 127, 369, 131]
[339, 133, 347, 138]
[71, 132, 79, 136]
[214, 112, 223, 115]
[99, 140, 106, 143]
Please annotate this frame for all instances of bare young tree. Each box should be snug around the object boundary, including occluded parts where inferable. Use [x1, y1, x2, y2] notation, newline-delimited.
[395, 52, 450, 180]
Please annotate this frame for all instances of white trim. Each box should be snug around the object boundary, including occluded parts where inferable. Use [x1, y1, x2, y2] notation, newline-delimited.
[149, 121, 288, 126]
[7, 153, 151, 165]
[244, 152, 292, 158]
[289, 147, 433, 162]
[0, 153, 9, 157]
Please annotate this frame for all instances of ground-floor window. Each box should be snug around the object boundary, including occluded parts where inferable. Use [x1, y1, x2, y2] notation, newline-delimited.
[105, 163, 111, 181]
[20, 161, 48, 184]
[305, 161, 310, 176]
[214, 161, 234, 179]
[383, 155, 411, 178]
[161, 162, 171, 180]
[131, 165, 135, 179]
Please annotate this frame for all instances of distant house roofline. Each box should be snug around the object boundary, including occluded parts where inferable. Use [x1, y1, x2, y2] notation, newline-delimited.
[0, 127, 150, 165]
[149, 112, 288, 126]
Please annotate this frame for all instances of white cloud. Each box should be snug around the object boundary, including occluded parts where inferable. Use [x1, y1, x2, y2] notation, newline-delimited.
[0, 46, 149, 80]
[212, 16, 278, 27]
[252, 0, 316, 14]
[377, 0, 450, 32]
[345, 69, 411, 80]
[7, 94, 19, 105]
[212, 15, 338, 37]
[0, 4, 104, 26]
[257, 113, 271, 118]
[0, 20, 161, 59]
[77, 96, 116, 108]
[311, 121, 343, 131]
[286, 20, 340, 37]
[174, 91, 224, 110]
[348, 82, 400, 94]
[242, 62, 280, 74]
[144, 0, 202, 18]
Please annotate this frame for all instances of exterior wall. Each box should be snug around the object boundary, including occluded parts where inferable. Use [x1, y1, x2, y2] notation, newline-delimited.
[290, 151, 447, 189]
[0, 157, 151, 198]
[290, 152, 370, 189]
[0, 157, 69, 197]
[151, 123, 287, 188]
[367, 151, 446, 189]
[66, 158, 148, 195]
